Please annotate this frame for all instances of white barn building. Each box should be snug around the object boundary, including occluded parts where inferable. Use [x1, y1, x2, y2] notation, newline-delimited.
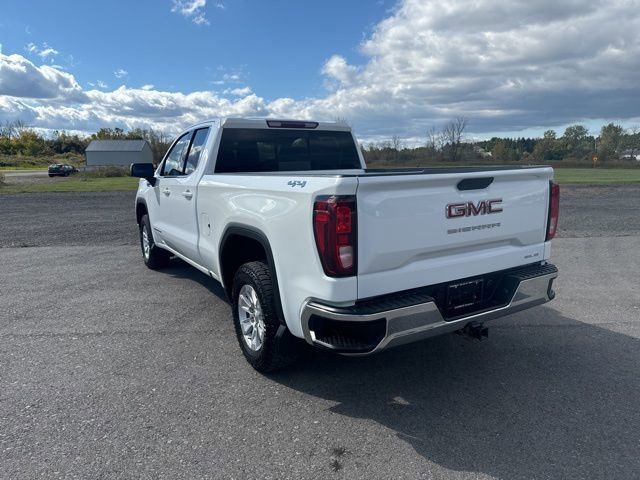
[85, 140, 153, 167]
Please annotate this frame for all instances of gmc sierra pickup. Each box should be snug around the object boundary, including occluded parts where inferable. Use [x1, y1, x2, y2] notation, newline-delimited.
[131, 118, 559, 372]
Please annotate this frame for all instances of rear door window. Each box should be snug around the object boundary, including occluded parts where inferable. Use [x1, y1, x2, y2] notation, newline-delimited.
[183, 128, 210, 175]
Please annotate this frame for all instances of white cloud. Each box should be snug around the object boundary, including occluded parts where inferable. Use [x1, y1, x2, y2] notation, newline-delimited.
[38, 47, 58, 59]
[172, 0, 206, 15]
[211, 69, 245, 86]
[322, 55, 358, 88]
[224, 86, 253, 96]
[332, 0, 640, 134]
[0, 57, 271, 133]
[192, 13, 209, 25]
[141, 84, 155, 90]
[171, 0, 210, 25]
[24, 42, 59, 60]
[3, 0, 640, 140]
[114, 68, 128, 79]
[87, 80, 108, 89]
[0, 53, 84, 100]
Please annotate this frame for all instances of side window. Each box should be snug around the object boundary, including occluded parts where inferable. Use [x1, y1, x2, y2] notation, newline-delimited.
[184, 128, 210, 175]
[161, 133, 191, 176]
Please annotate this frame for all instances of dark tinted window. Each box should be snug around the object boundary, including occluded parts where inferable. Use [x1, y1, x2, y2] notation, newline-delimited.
[184, 128, 210, 175]
[215, 129, 361, 173]
[161, 133, 191, 176]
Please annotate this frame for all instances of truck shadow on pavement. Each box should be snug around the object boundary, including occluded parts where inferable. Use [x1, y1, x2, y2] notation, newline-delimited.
[163, 258, 228, 303]
[271, 307, 640, 479]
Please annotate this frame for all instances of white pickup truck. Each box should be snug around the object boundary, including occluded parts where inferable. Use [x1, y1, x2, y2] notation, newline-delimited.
[131, 118, 559, 372]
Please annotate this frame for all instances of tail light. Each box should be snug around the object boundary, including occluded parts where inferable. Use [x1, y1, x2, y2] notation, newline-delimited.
[546, 181, 560, 241]
[313, 195, 357, 277]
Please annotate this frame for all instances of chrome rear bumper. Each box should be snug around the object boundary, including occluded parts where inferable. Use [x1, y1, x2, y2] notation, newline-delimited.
[301, 263, 558, 354]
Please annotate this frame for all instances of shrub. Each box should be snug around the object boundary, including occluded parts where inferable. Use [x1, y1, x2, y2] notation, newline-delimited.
[81, 166, 128, 178]
[0, 154, 83, 169]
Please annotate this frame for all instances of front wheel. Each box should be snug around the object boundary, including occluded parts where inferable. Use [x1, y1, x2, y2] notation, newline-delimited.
[232, 261, 300, 372]
[139, 214, 170, 270]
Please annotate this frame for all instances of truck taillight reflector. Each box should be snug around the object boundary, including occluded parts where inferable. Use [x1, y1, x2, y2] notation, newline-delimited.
[313, 196, 357, 277]
[546, 181, 560, 241]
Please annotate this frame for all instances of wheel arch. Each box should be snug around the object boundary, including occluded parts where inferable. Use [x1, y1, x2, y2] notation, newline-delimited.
[219, 224, 285, 323]
[135, 199, 148, 225]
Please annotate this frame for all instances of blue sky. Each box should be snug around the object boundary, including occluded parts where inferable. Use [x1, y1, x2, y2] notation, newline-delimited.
[1, 0, 639, 143]
[0, 0, 389, 99]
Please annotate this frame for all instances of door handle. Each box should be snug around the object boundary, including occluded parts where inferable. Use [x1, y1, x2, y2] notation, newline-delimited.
[162, 188, 171, 196]
[182, 190, 193, 199]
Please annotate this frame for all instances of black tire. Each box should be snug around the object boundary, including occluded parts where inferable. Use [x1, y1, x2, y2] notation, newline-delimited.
[48, 174, 54, 177]
[232, 261, 300, 372]
[139, 214, 170, 270]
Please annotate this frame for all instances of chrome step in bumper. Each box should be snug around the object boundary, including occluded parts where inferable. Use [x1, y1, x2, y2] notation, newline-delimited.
[301, 263, 558, 354]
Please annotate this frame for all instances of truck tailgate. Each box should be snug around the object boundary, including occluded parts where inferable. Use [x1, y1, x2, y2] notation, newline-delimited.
[356, 167, 553, 299]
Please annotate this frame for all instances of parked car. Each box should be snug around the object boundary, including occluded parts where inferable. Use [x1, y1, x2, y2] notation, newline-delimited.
[131, 118, 559, 372]
[48, 164, 78, 177]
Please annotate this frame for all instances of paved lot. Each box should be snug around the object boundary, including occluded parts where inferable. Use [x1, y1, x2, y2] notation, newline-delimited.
[1, 187, 639, 479]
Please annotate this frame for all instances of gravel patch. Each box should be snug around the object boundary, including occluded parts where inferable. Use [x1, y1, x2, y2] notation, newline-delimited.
[0, 191, 137, 248]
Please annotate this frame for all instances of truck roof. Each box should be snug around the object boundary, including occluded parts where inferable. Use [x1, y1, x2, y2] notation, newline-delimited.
[187, 117, 352, 132]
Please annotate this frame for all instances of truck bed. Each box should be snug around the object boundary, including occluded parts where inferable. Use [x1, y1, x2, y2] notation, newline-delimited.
[213, 165, 548, 177]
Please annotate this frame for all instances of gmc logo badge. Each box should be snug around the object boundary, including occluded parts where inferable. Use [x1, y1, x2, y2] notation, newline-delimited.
[446, 199, 503, 218]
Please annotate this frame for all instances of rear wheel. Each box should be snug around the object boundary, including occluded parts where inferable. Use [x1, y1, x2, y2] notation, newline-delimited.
[139, 214, 170, 270]
[232, 261, 300, 372]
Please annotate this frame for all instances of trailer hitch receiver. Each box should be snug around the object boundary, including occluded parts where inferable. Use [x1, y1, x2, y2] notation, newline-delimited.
[458, 322, 488, 341]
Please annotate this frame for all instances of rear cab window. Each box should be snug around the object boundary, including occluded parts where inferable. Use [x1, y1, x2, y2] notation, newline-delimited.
[214, 129, 361, 173]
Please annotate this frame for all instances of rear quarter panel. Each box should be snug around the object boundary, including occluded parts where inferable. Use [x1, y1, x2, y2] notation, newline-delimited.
[197, 174, 359, 338]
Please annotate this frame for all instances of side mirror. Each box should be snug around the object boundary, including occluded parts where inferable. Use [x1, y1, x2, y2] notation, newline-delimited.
[130, 163, 156, 186]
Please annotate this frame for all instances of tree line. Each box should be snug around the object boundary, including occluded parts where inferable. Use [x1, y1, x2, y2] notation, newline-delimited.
[2, 118, 639, 167]
[0, 121, 172, 164]
[363, 119, 640, 166]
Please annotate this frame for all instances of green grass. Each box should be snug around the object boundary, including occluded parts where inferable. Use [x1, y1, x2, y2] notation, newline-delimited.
[553, 168, 640, 184]
[0, 176, 139, 194]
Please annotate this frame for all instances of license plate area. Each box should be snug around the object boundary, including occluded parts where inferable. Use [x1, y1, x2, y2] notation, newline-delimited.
[446, 279, 484, 312]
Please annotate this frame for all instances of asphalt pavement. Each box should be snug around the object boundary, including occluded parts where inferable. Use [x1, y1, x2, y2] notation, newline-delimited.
[1, 187, 639, 479]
